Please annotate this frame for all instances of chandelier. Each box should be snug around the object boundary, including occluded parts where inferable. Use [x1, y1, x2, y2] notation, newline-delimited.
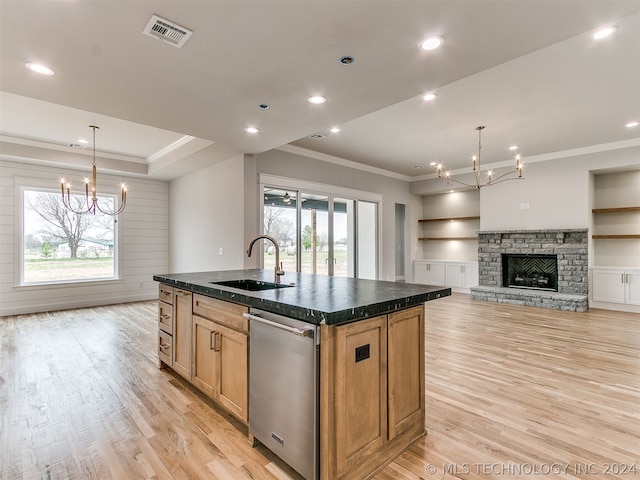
[437, 125, 523, 189]
[59, 125, 127, 216]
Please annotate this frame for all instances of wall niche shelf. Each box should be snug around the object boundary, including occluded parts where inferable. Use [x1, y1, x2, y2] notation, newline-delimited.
[418, 215, 480, 241]
[591, 205, 640, 240]
[592, 235, 640, 239]
[419, 237, 478, 241]
[419, 216, 480, 223]
[592, 206, 640, 214]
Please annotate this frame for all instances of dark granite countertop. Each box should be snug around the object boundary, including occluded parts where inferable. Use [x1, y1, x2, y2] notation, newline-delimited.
[153, 269, 451, 326]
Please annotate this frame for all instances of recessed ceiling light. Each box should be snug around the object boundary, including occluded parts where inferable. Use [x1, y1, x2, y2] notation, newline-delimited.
[330, 127, 341, 133]
[25, 62, 54, 75]
[429, 162, 436, 166]
[339, 56, 355, 65]
[626, 121, 639, 128]
[245, 127, 259, 133]
[258, 104, 270, 110]
[509, 145, 518, 151]
[78, 139, 89, 145]
[423, 93, 437, 101]
[419, 36, 444, 51]
[308, 95, 326, 105]
[591, 26, 617, 40]
[413, 165, 423, 170]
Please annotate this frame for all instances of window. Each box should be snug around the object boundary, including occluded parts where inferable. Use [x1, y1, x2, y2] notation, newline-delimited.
[21, 188, 117, 285]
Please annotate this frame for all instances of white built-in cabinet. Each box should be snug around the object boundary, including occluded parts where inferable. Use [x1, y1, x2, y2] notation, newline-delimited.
[591, 268, 640, 308]
[445, 263, 479, 290]
[414, 261, 445, 286]
[414, 260, 478, 292]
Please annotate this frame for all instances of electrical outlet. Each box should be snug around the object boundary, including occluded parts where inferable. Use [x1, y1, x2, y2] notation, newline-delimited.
[520, 203, 530, 210]
[219, 248, 223, 255]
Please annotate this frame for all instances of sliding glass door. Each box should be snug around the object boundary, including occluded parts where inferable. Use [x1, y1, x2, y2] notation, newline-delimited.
[262, 188, 297, 273]
[300, 192, 329, 275]
[262, 183, 378, 279]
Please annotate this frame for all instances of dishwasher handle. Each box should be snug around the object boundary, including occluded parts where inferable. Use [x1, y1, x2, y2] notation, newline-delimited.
[243, 312, 315, 338]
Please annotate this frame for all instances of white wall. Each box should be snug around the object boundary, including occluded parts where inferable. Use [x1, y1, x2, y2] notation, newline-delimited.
[168, 155, 246, 273]
[479, 146, 640, 231]
[0, 159, 168, 316]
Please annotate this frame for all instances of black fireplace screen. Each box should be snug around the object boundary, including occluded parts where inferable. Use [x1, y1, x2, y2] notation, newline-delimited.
[502, 254, 558, 292]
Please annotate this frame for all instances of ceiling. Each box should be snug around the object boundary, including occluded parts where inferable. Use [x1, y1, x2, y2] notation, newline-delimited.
[1, 1, 639, 187]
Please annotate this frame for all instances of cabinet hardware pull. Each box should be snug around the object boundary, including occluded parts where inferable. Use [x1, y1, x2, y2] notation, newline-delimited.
[161, 314, 171, 319]
[622, 273, 625, 283]
[243, 313, 315, 338]
[160, 343, 170, 350]
[214, 332, 221, 352]
[210, 331, 216, 350]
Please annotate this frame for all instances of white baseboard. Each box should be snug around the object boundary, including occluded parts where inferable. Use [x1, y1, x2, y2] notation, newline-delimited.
[0, 293, 157, 317]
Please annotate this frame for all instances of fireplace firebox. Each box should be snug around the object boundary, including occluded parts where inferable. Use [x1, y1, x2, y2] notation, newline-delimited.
[502, 254, 558, 292]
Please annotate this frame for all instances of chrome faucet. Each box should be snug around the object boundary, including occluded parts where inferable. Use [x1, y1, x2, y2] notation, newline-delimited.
[246, 235, 285, 284]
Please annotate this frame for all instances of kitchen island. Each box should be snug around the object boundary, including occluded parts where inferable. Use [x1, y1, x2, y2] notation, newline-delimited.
[153, 269, 450, 480]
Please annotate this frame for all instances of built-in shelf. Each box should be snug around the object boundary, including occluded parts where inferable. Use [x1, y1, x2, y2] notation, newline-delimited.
[419, 216, 480, 223]
[419, 237, 478, 241]
[592, 234, 640, 239]
[592, 206, 640, 214]
[591, 206, 639, 239]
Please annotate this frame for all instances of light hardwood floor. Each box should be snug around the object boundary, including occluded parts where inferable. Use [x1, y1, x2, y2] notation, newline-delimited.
[1, 295, 638, 479]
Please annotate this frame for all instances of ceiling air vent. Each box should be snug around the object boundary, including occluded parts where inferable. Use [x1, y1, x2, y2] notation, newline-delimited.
[143, 14, 193, 48]
[309, 133, 327, 139]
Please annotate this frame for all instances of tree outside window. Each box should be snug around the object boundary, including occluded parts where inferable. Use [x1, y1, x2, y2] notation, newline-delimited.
[23, 189, 116, 284]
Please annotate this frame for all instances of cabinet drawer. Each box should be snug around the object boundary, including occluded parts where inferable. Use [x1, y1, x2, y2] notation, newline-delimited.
[193, 294, 248, 332]
[158, 330, 173, 365]
[158, 301, 173, 334]
[159, 284, 173, 304]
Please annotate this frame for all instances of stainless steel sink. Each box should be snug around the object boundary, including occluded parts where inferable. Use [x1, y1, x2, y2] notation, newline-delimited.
[211, 279, 293, 291]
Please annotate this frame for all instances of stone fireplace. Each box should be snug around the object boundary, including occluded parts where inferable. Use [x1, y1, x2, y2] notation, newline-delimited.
[470, 229, 588, 311]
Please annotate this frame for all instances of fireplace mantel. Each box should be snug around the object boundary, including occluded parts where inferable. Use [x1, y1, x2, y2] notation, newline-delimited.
[470, 229, 588, 311]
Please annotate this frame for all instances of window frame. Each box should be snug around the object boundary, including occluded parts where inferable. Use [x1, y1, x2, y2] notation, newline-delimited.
[15, 178, 123, 288]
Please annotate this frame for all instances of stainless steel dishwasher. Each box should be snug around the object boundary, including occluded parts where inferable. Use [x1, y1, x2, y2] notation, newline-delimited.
[243, 308, 319, 480]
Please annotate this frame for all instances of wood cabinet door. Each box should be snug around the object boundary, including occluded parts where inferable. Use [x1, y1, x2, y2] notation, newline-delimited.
[172, 289, 193, 379]
[388, 305, 424, 440]
[215, 322, 249, 422]
[333, 315, 387, 478]
[192, 315, 218, 399]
